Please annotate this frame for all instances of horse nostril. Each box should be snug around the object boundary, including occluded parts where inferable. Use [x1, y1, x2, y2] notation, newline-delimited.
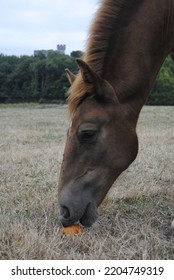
[61, 206, 70, 219]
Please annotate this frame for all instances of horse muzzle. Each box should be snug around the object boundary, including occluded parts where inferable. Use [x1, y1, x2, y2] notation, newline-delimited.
[59, 201, 98, 227]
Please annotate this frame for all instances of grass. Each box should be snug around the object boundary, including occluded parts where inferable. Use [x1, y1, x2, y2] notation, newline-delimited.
[0, 104, 173, 259]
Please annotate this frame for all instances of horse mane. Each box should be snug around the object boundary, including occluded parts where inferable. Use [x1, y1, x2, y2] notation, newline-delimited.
[68, 0, 126, 114]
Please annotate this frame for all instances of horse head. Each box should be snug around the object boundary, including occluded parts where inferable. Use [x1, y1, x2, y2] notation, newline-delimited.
[58, 60, 138, 227]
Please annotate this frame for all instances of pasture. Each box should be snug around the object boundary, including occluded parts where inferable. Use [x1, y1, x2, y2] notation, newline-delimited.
[0, 104, 173, 259]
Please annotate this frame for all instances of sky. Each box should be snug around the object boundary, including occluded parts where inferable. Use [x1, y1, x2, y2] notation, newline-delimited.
[0, 0, 99, 56]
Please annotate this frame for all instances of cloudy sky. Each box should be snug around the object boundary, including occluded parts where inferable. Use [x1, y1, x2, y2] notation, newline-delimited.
[0, 0, 98, 56]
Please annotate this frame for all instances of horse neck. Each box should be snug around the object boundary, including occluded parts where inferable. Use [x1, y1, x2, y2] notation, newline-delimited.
[85, 0, 174, 118]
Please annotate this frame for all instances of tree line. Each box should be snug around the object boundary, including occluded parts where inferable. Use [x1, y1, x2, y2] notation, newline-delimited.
[0, 51, 173, 105]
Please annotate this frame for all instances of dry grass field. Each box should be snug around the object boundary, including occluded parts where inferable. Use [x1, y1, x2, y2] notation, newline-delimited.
[0, 104, 173, 260]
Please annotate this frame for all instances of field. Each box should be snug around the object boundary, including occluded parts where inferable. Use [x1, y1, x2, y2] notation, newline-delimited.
[0, 104, 173, 260]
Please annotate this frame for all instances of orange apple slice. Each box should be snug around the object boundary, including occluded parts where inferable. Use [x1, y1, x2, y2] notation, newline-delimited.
[61, 225, 84, 236]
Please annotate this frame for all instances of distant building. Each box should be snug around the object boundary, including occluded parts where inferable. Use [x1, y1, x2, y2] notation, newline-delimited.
[34, 44, 66, 57]
[57, 44, 66, 55]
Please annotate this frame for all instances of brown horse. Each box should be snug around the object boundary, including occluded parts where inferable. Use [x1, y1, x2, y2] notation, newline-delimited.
[58, 0, 174, 227]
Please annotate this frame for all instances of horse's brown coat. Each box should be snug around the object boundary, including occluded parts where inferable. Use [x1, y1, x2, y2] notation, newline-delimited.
[58, 0, 174, 227]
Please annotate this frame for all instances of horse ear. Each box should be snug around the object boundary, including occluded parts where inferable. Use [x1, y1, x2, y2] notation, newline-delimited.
[77, 59, 119, 104]
[65, 68, 76, 85]
[76, 59, 99, 85]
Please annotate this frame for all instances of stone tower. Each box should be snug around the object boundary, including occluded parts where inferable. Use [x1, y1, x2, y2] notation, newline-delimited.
[57, 44, 66, 55]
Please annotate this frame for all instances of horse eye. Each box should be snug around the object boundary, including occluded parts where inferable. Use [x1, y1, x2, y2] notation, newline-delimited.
[78, 130, 97, 142]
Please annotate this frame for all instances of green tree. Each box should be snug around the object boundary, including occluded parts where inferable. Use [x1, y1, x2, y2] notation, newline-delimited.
[70, 50, 83, 58]
[1, 52, 172, 105]
[148, 57, 174, 105]
[0, 54, 20, 102]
